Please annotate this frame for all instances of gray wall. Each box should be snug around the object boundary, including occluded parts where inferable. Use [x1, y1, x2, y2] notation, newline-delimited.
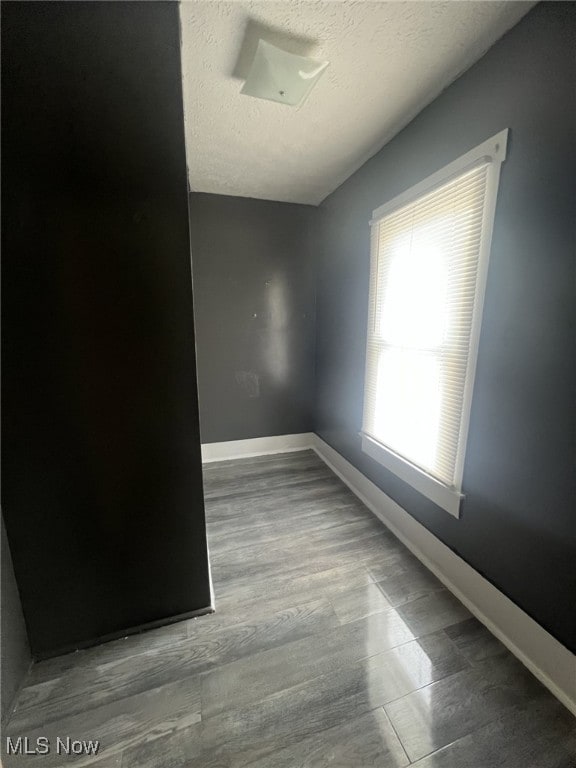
[189, 194, 316, 443]
[315, 2, 575, 653]
[1, 516, 31, 722]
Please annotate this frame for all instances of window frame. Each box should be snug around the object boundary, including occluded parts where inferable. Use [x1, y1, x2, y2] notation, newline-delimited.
[361, 129, 508, 519]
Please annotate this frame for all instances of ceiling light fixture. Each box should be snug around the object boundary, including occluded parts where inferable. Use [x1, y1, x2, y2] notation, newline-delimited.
[241, 39, 329, 107]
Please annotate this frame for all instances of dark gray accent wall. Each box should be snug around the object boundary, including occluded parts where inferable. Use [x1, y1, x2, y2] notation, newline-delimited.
[1, 516, 31, 722]
[315, 2, 576, 652]
[1, 2, 211, 657]
[189, 194, 316, 443]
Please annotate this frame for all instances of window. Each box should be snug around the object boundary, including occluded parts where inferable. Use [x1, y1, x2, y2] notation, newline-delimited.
[362, 130, 508, 518]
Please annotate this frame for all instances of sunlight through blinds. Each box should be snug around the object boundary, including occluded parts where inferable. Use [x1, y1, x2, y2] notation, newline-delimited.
[363, 162, 491, 488]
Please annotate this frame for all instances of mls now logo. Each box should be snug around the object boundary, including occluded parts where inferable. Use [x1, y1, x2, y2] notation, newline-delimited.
[6, 736, 100, 756]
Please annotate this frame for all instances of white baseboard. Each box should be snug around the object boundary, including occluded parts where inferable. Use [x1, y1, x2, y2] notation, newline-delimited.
[310, 434, 576, 716]
[201, 433, 315, 463]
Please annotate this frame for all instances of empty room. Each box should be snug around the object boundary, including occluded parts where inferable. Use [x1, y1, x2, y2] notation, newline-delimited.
[1, 1, 575, 766]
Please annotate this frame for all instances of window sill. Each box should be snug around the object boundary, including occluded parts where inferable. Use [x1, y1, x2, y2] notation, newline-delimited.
[361, 433, 462, 519]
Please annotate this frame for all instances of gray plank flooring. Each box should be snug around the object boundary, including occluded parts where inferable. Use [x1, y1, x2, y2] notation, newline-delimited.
[4, 450, 575, 767]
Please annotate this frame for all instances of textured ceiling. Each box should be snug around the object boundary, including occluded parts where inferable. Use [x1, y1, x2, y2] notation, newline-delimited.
[180, 1, 533, 205]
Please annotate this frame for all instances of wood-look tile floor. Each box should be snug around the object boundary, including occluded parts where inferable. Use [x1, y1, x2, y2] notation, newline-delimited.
[4, 451, 575, 767]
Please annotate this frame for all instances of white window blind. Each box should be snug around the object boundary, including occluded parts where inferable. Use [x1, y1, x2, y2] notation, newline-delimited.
[362, 131, 507, 517]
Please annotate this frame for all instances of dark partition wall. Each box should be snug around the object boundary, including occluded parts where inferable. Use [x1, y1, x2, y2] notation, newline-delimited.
[189, 193, 316, 444]
[315, 2, 576, 653]
[1, 2, 211, 657]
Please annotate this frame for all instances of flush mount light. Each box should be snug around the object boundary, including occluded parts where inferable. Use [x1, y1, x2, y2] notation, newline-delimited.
[241, 39, 329, 107]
